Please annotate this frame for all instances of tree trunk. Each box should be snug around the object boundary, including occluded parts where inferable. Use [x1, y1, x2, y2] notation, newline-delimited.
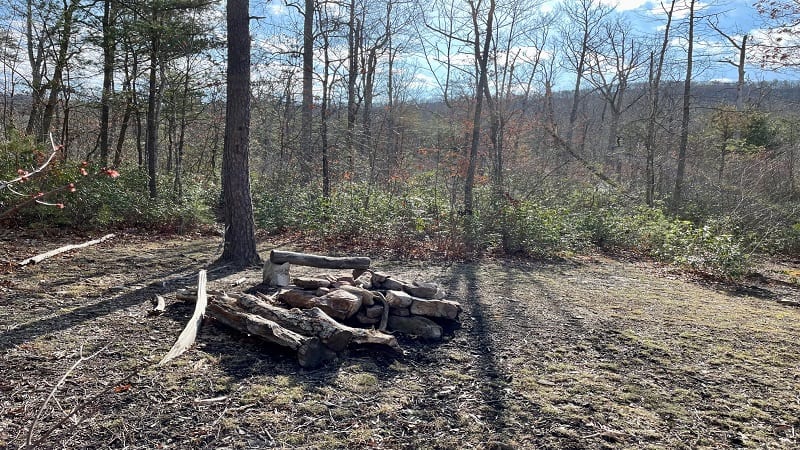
[99, 0, 115, 166]
[146, 20, 160, 199]
[300, 0, 314, 175]
[39, 0, 80, 144]
[346, 0, 360, 171]
[219, 0, 260, 267]
[24, 0, 46, 138]
[645, 0, 676, 207]
[672, 0, 695, 212]
[464, 0, 495, 218]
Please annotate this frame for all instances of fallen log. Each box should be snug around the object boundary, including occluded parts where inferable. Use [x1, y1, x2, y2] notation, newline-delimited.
[270, 250, 371, 270]
[207, 294, 400, 357]
[234, 293, 353, 352]
[19, 233, 115, 266]
[207, 297, 335, 368]
[160, 270, 208, 366]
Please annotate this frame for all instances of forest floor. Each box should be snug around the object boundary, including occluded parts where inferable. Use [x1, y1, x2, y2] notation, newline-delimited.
[1, 230, 800, 450]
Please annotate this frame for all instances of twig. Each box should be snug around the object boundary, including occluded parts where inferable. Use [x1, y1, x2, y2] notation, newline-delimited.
[0, 133, 60, 191]
[25, 342, 110, 448]
[373, 291, 389, 332]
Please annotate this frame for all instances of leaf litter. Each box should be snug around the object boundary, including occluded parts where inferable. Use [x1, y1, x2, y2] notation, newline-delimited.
[0, 230, 799, 449]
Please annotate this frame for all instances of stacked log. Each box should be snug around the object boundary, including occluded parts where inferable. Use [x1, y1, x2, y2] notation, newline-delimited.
[178, 251, 462, 368]
[275, 270, 462, 341]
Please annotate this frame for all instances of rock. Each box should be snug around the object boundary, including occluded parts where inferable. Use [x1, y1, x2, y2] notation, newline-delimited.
[387, 315, 442, 340]
[410, 298, 462, 320]
[385, 290, 414, 308]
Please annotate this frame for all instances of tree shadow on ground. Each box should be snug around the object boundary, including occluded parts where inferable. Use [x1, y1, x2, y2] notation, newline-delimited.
[0, 259, 248, 353]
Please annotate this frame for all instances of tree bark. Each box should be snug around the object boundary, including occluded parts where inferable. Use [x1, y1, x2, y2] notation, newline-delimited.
[219, 0, 260, 266]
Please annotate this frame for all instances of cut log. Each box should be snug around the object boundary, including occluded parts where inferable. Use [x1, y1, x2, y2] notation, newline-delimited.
[385, 290, 414, 308]
[277, 289, 362, 320]
[19, 233, 115, 266]
[234, 294, 353, 352]
[263, 261, 290, 287]
[293, 277, 331, 289]
[355, 312, 381, 325]
[207, 293, 400, 355]
[404, 281, 446, 299]
[270, 250, 371, 270]
[160, 270, 208, 366]
[354, 271, 373, 290]
[364, 305, 384, 319]
[337, 285, 375, 306]
[387, 315, 443, 340]
[410, 298, 462, 320]
[276, 289, 318, 306]
[390, 307, 411, 317]
[207, 297, 335, 368]
[381, 278, 407, 291]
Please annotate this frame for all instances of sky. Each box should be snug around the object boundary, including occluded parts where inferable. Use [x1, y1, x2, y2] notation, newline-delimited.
[248, 0, 798, 100]
[0, 0, 797, 100]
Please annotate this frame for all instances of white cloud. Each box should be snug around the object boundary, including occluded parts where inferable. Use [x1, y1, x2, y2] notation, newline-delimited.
[268, 4, 287, 16]
[649, 0, 709, 20]
[600, 0, 651, 12]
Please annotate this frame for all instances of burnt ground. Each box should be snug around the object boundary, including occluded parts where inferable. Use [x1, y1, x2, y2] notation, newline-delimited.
[1, 231, 799, 449]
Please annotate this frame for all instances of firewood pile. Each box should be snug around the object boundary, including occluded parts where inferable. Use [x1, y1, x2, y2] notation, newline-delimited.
[175, 251, 462, 368]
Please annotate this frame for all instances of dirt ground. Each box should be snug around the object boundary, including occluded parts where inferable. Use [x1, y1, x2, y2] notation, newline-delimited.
[1, 231, 799, 449]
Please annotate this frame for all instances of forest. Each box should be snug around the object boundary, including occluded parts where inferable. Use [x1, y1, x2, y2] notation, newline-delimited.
[1, 0, 800, 274]
[4, 1, 800, 448]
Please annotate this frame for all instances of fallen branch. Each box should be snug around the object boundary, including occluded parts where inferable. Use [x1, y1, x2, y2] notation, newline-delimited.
[159, 270, 208, 366]
[25, 342, 110, 449]
[19, 233, 115, 266]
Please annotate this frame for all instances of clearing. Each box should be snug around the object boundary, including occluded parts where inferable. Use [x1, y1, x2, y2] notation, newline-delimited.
[1, 231, 799, 449]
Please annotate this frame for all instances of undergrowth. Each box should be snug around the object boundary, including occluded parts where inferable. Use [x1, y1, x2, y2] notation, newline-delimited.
[251, 178, 767, 278]
[3, 132, 794, 279]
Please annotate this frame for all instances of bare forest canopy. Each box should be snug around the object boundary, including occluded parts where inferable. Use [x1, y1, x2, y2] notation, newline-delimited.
[2, 0, 800, 274]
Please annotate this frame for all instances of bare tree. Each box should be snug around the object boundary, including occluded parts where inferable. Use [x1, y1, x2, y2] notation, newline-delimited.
[583, 18, 647, 169]
[644, 0, 677, 206]
[672, 0, 696, 211]
[559, 0, 613, 150]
